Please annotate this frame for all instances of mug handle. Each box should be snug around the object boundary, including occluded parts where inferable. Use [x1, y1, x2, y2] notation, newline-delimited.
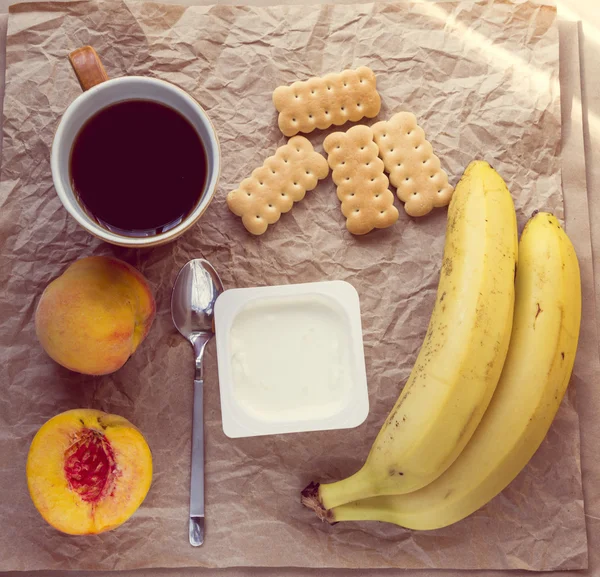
[68, 46, 109, 91]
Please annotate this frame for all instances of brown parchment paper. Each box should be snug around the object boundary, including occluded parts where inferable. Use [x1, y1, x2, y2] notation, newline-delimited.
[0, 0, 588, 572]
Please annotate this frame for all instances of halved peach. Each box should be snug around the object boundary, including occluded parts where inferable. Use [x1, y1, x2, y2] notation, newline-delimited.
[27, 409, 152, 535]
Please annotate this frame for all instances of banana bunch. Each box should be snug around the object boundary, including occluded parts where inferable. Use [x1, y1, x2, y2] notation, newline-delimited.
[302, 161, 582, 530]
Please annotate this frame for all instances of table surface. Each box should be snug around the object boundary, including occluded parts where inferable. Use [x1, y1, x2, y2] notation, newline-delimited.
[0, 0, 598, 576]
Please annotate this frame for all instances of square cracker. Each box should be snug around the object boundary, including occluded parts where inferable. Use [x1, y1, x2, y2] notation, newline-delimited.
[227, 136, 329, 235]
[372, 112, 454, 217]
[273, 67, 381, 137]
[323, 125, 399, 235]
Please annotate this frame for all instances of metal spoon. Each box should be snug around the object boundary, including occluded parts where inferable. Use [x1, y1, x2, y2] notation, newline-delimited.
[171, 259, 224, 547]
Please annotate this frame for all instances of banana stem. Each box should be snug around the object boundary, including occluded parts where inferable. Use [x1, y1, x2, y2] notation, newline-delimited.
[300, 482, 333, 522]
[301, 467, 375, 520]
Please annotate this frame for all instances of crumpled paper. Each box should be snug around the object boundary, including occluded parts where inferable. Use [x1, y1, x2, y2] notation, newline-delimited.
[0, 0, 587, 572]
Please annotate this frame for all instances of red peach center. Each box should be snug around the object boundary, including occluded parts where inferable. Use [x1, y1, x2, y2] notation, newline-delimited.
[64, 428, 117, 503]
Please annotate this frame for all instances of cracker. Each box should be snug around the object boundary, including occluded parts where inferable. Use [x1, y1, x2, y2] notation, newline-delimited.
[323, 125, 399, 235]
[371, 112, 453, 217]
[227, 136, 329, 235]
[273, 67, 381, 137]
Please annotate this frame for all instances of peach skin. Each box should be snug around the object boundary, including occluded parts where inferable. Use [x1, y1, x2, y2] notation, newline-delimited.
[35, 256, 155, 375]
[27, 409, 153, 535]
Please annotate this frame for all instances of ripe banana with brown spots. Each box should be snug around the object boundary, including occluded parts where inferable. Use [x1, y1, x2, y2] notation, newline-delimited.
[302, 160, 518, 516]
[327, 212, 581, 530]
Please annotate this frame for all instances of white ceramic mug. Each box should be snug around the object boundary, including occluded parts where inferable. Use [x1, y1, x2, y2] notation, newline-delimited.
[51, 46, 220, 248]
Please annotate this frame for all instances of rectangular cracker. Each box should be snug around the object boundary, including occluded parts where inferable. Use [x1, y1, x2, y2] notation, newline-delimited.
[273, 67, 381, 137]
[227, 136, 329, 235]
[323, 125, 399, 235]
[372, 112, 454, 217]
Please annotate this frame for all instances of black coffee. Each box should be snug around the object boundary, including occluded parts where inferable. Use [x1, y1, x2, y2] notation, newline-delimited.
[70, 100, 207, 236]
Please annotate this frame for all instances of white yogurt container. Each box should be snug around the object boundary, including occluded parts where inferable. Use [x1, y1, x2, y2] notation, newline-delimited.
[214, 281, 369, 438]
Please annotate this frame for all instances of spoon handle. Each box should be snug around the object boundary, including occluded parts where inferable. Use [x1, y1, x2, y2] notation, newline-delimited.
[190, 334, 210, 547]
[189, 376, 205, 546]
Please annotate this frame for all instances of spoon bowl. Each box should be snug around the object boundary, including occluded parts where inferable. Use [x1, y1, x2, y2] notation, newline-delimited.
[172, 259, 223, 339]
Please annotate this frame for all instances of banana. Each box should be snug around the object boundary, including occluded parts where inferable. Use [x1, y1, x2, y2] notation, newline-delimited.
[302, 161, 518, 516]
[329, 212, 581, 530]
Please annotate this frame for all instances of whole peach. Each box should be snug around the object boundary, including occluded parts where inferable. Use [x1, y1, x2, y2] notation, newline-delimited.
[35, 256, 155, 375]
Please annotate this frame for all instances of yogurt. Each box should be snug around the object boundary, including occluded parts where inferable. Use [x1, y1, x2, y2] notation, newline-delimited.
[214, 281, 369, 438]
[230, 295, 352, 422]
